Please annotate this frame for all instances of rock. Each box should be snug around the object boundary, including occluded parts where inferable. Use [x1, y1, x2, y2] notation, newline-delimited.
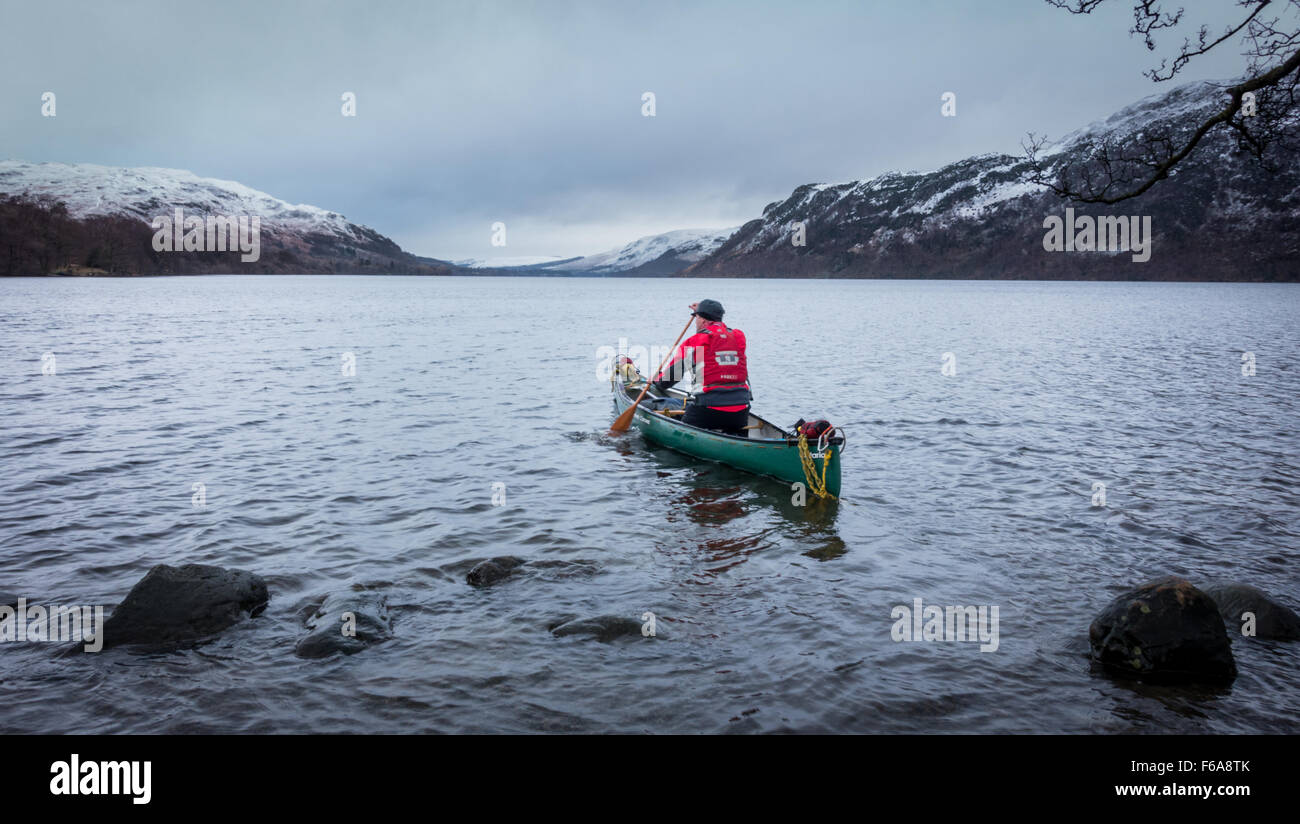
[101, 564, 268, 648]
[1203, 583, 1300, 641]
[1089, 576, 1236, 684]
[295, 591, 392, 659]
[550, 614, 648, 642]
[466, 556, 526, 588]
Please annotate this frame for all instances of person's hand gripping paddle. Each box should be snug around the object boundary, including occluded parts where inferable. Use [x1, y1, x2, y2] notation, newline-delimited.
[609, 314, 695, 434]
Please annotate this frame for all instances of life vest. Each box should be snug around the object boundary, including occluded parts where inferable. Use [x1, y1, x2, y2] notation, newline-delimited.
[694, 322, 749, 395]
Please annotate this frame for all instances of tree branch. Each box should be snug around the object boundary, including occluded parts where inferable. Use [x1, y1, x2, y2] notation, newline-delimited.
[1026, 0, 1300, 203]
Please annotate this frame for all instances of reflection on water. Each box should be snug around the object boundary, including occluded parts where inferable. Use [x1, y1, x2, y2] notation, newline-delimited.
[1091, 664, 1237, 730]
[640, 438, 848, 569]
[672, 484, 749, 526]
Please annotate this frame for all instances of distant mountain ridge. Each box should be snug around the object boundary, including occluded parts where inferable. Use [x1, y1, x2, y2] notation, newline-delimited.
[683, 79, 1300, 280]
[0, 161, 460, 275]
[459, 227, 738, 276]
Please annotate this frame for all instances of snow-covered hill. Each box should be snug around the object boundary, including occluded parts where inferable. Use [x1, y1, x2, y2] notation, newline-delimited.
[453, 255, 577, 269]
[550, 227, 738, 274]
[686, 79, 1300, 280]
[0, 161, 373, 240]
[0, 161, 457, 275]
[463, 227, 738, 276]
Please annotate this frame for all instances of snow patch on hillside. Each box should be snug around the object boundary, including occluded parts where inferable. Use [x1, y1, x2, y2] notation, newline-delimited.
[455, 255, 573, 268]
[560, 227, 736, 271]
[0, 160, 371, 241]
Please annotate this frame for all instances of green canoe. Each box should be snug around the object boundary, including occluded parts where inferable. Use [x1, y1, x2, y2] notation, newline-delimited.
[610, 369, 843, 498]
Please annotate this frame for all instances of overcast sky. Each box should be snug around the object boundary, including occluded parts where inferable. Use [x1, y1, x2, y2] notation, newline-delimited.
[1, 0, 1249, 260]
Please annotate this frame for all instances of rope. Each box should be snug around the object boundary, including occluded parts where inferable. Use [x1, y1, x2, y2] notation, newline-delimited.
[797, 433, 836, 500]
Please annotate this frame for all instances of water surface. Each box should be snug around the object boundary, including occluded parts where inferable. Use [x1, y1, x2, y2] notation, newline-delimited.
[1, 275, 1297, 733]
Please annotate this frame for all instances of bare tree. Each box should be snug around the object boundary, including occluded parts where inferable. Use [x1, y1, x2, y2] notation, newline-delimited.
[1024, 0, 1300, 204]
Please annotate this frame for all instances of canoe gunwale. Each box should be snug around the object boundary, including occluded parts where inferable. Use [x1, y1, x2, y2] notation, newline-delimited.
[612, 379, 787, 443]
[611, 378, 846, 449]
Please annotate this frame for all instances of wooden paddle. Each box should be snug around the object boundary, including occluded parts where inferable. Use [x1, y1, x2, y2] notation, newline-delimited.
[610, 315, 695, 433]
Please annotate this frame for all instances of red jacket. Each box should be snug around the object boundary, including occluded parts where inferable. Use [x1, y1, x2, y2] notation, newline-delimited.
[654, 321, 751, 409]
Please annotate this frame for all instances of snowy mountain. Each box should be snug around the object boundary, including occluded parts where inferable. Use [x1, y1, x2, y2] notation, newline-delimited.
[0, 161, 459, 275]
[0, 161, 361, 236]
[453, 255, 576, 269]
[686, 79, 1300, 280]
[550, 227, 738, 275]
[463, 227, 738, 276]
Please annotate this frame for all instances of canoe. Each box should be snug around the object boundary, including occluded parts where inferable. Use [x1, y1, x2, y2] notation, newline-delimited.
[610, 367, 843, 498]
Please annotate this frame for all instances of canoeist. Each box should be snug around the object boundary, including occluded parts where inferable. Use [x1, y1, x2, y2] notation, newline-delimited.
[651, 299, 751, 436]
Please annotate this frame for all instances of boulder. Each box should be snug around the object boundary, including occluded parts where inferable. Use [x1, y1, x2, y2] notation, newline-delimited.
[101, 564, 268, 648]
[1203, 583, 1300, 641]
[1089, 576, 1236, 683]
[466, 556, 526, 588]
[295, 591, 392, 658]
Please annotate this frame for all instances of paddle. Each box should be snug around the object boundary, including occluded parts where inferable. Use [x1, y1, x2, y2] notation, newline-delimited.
[609, 314, 695, 434]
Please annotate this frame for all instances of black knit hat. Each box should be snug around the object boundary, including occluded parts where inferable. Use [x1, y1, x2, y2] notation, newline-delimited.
[693, 299, 724, 321]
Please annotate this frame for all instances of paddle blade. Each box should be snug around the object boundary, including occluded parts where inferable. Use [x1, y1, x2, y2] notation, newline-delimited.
[609, 404, 637, 433]
[608, 315, 693, 435]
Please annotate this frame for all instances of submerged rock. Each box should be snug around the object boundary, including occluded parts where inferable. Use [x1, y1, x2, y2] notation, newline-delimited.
[465, 556, 527, 588]
[101, 564, 268, 648]
[550, 614, 648, 642]
[1089, 576, 1236, 684]
[1203, 583, 1300, 641]
[295, 591, 392, 659]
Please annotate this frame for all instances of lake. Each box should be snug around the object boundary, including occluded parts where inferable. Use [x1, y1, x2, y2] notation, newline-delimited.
[1, 275, 1297, 733]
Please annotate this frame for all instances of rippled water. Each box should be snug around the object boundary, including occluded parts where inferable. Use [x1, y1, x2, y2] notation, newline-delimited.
[1, 275, 1297, 734]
